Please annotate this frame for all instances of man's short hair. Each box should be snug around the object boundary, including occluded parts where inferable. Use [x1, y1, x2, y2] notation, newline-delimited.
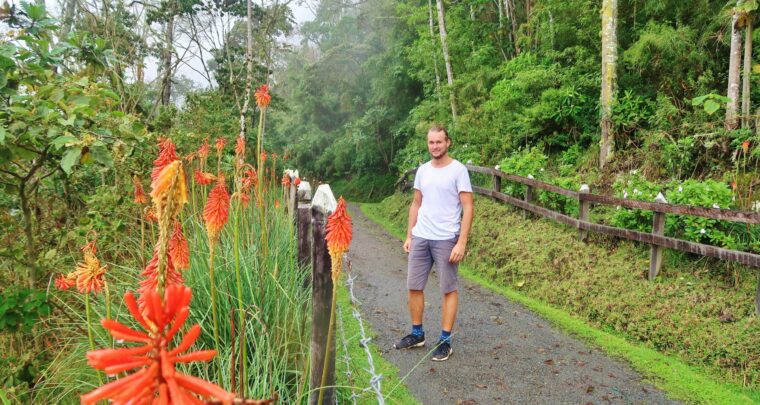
[427, 124, 450, 140]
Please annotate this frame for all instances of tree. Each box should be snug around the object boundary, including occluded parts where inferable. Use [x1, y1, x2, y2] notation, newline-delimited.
[436, 0, 457, 122]
[726, 6, 743, 130]
[428, 0, 442, 104]
[599, 0, 617, 168]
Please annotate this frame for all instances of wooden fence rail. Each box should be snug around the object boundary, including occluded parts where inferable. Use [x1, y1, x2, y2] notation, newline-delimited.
[398, 165, 760, 314]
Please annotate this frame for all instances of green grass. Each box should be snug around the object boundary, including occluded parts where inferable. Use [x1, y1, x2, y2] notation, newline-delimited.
[360, 198, 760, 404]
[35, 186, 311, 403]
[334, 276, 421, 405]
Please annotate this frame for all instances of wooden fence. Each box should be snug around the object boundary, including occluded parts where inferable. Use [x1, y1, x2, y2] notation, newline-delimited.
[285, 175, 339, 405]
[397, 164, 760, 314]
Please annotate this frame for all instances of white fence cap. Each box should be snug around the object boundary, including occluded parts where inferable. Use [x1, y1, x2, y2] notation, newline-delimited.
[298, 181, 312, 200]
[655, 192, 667, 204]
[312, 184, 337, 212]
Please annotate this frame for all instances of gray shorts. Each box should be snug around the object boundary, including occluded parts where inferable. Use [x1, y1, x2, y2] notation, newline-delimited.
[407, 235, 459, 294]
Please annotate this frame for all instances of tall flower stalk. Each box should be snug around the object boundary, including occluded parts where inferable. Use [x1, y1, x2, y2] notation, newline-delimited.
[318, 197, 352, 405]
[203, 177, 230, 375]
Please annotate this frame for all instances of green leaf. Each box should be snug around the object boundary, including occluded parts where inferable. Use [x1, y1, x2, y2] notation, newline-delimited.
[691, 95, 708, 106]
[70, 95, 92, 107]
[51, 135, 77, 149]
[43, 249, 56, 260]
[703, 99, 720, 115]
[0, 127, 5, 145]
[60, 147, 82, 174]
[50, 88, 65, 103]
[89, 143, 113, 167]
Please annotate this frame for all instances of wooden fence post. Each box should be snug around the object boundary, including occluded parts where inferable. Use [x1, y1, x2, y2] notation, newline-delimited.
[524, 174, 535, 218]
[648, 193, 667, 281]
[309, 186, 337, 405]
[297, 181, 313, 269]
[578, 184, 590, 241]
[492, 167, 501, 201]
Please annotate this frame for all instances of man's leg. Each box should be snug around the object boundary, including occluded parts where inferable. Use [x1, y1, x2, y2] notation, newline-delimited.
[441, 289, 458, 332]
[395, 237, 432, 349]
[409, 289, 425, 326]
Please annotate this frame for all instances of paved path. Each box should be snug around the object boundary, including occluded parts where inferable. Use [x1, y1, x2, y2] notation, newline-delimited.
[345, 204, 677, 405]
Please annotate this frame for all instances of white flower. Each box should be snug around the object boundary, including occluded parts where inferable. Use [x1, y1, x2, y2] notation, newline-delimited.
[623, 191, 628, 199]
[495, 165, 501, 171]
[633, 188, 640, 195]
[700, 228, 706, 234]
[616, 206, 621, 210]
[540, 168, 545, 172]
[466, 159, 473, 164]
[712, 203, 720, 209]
[678, 186, 683, 192]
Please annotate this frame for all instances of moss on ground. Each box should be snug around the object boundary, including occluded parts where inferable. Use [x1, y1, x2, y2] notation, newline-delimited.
[363, 192, 760, 403]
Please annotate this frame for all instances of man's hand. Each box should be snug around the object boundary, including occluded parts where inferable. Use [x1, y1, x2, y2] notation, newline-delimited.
[403, 237, 412, 253]
[449, 241, 466, 263]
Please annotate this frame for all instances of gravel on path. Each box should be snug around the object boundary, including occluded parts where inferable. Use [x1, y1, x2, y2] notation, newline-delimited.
[345, 204, 678, 405]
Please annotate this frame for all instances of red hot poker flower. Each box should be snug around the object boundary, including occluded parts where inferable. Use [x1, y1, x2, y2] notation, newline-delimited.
[74, 252, 107, 295]
[203, 179, 230, 243]
[194, 170, 217, 185]
[235, 136, 245, 157]
[169, 221, 190, 270]
[215, 137, 226, 155]
[151, 139, 179, 183]
[198, 138, 211, 160]
[742, 140, 750, 153]
[294, 177, 301, 187]
[242, 169, 258, 190]
[138, 248, 183, 308]
[81, 285, 235, 405]
[255, 84, 271, 108]
[133, 175, 148, 205]
[260, 151, 267, 164]
[55, 273, 76, 291]
[281, 173, 291, 187]
[325, 197, 353, 280]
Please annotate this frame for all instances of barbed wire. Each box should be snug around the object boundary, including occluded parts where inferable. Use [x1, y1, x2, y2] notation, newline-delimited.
[344, 258, 385, 405]
[336, 300, 357, 405]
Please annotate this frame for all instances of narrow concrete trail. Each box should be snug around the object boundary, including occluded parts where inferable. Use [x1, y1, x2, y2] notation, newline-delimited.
[345, 204, 677, 405]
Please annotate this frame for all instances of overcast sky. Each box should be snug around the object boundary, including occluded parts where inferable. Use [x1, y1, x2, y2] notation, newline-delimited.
[12, 0, 317, 88]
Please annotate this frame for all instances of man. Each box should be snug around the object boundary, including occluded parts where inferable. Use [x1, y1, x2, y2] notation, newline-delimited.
[394, 124, 473, 362]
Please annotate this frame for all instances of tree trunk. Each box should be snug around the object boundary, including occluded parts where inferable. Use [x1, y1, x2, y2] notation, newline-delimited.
[436, 0, 458, 122]
[19, 182, 36, 287]
[59, 0, 77, 38]
[496, 0, 503, 29]
[428, 0, 443, 104]
[726, 11, 742, 130]
[238, 0, 254, 139]
[742, 18, 753, 129]
[505, 0, 519, 55]
[599, 0, 618, 169]
[161, 13, 175, 106]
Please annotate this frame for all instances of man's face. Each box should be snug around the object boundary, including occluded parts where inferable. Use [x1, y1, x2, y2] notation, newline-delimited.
[427, 130, 450, 159]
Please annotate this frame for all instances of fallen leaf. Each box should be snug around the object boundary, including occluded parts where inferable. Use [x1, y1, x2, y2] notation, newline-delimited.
[586, 386, 595, 394]
[544, 359, 554, 365]
[475, 384, 487, 389]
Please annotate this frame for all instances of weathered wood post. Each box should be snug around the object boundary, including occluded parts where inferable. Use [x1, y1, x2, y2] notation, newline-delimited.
[649, 192, 667, 281]
[309, 185, 337, 405]
[288, 172, 298, 218]
[492, 166, 501, 201]
[578, 184, 590, 241]
[297, 180, 313, 268]
[524, 174, 535, 218]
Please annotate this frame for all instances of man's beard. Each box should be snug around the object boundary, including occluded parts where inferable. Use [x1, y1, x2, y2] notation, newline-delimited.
[430, 149, 447, 159]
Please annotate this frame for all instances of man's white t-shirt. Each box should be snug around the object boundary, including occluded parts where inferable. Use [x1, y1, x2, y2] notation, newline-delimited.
[411, 159, 472, 240]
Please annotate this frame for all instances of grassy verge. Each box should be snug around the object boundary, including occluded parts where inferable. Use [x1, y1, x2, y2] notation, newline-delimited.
[334, 274, 421, 405]
[360, 198, 760, 404]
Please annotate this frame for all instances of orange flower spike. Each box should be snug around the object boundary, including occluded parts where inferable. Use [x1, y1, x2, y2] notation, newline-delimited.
[742, 140, 750, 153]
[235, 136, 245, 157]
[74, 252, 107, 295]
[151, 139, 180, 183]
[55, 274, 75, 291]
[198, 138, 210, 160]
[281, 173, 291, 187]
[203, 179, 230, 243]
[138, 249, 184, 308]
[294, 177, 301, 187]
[215, 137, 226, 155]
[325, 197, 353, 280]
[150, 160, 189, 217]
[275, 200, 281, 209]
[81, 286, 235, 405]
[133, 175, 148, 205]
[169, 221, 190, 270]
[255, 84, 271, 108]
[144, 207, 158, 223]
[194, 170, 217, 185]
[260, 151, 267, 164]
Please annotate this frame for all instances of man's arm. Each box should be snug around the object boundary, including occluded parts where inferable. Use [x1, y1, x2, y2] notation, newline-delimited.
[403, 189, 423, 253]
[449, 191, 473, 263]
